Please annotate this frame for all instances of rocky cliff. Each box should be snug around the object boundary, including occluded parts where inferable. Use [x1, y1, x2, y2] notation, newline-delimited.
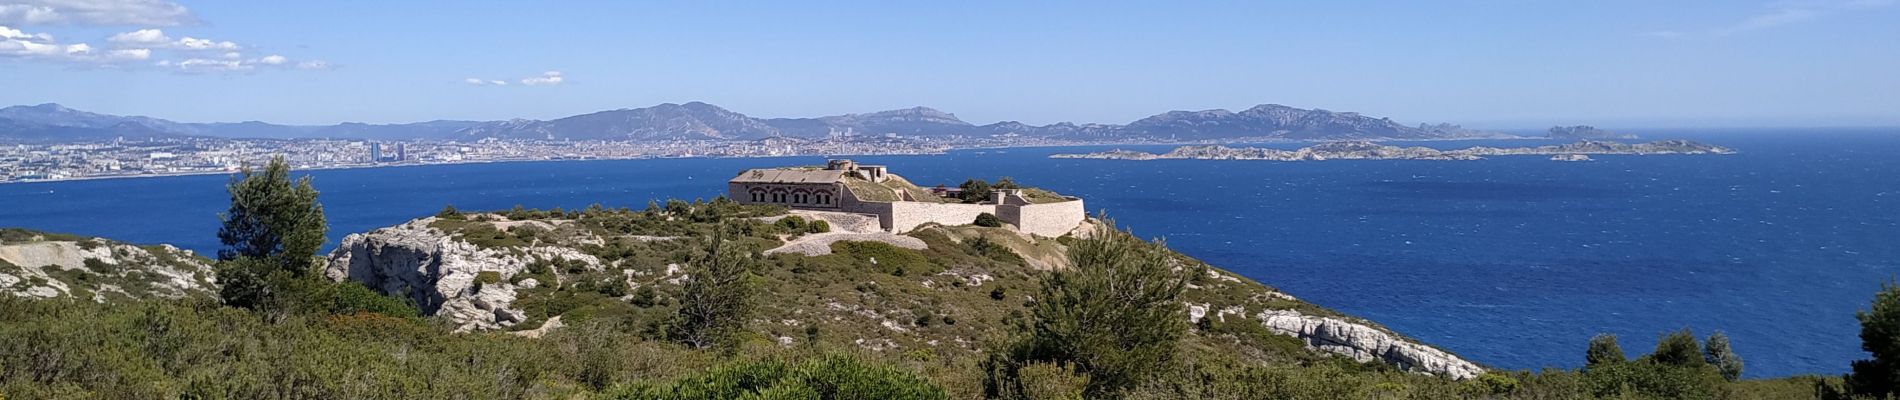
[324, 218, 603, 331]
[0, 229, 216, 300]
[322, 205, 1487, 379]
[1254, 310, 1484, 379]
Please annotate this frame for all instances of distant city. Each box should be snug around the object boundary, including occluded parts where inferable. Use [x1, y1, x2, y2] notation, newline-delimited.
[0, 101, 1548, 183]
[0, 135, 1141, 183]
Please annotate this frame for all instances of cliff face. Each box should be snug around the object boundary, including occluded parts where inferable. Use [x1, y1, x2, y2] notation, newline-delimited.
[325, 210, 1486, 379]
[0, 230, 216, 300]
[1255, 310, 1484, 379]
[324, 218, 601, 331]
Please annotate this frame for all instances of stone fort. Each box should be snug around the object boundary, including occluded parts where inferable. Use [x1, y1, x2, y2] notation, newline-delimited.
[728, 160, 1085, 237]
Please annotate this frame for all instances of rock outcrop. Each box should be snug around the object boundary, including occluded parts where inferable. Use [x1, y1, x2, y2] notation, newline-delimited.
[1255, 309, 1484, 380]
[0, 232, 216, 300]
[325, 211, 1486, 379]
[324, 218, 600, 331]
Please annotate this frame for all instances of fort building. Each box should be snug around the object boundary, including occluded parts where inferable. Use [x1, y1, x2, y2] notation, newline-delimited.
[728, 160, 1085, 237]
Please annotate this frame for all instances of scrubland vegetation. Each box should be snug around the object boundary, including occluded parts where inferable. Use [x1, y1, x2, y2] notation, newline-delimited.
[1, 157, 1893, 399]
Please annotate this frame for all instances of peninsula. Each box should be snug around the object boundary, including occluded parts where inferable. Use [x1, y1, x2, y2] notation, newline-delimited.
[1049, 139, 1735, 161]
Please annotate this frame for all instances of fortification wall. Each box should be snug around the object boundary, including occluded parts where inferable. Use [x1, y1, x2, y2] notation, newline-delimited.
[887, 202, 997, 233]
[1000, 199, 1086, 237]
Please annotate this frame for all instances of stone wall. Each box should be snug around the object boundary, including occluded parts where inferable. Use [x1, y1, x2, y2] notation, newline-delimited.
[728, 182, 842, 209]
[998, 199, 1086, 237]
[885, 201, 997, 233]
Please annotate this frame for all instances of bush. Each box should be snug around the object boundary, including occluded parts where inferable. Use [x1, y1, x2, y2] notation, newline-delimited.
[436, 204, 463, 220]
[1705, 331, 1743, 381]
[327, 281, 420, 318]
[602, 356, 949, 400]
[830, 241, 935, 276]
[974, 213, 1004, 228]
[1650, 329, 1702, 366]
[991, 218, 1191, 398]
[1585, 333, 1625, 367]
[808, 220, 831, 234]
[1850, 279, 1900, 397]
[475, 271, 503, 287]
[777, 215, 808, 232]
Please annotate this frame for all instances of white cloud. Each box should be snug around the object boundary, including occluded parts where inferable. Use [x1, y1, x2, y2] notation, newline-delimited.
[0, 0, 196, 26]
[466, 71, 566, 87]
[0, 23, 136, 62]
[173, 36, 235, 50]
[520, 70, 563, 86]
[295, 60, 328, 70]
[167, 57, 247, 72]
[256, 54, 285, 65]
[105, 29, 247, 55]
[104, 47, 143, 60]
[105, 27, 165, 44]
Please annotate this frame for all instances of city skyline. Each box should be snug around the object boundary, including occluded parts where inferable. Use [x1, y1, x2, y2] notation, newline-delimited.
[3, 0, 1899, 129]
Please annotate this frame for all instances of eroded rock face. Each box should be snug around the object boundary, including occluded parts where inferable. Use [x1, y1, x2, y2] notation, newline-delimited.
[0, 237, 216, 301]
[324, 218, 599, 331]
[1255, 309, 1484, 380]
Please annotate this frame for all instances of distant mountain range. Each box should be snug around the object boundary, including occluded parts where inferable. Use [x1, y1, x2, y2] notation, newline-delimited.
[0, 102, 1515, 142]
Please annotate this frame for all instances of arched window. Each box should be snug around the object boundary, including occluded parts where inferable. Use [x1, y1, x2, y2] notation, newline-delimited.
[749, 188, 767, 202]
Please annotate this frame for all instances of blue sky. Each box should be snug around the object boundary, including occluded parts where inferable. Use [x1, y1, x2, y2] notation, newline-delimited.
[2, 0, 1896, 128]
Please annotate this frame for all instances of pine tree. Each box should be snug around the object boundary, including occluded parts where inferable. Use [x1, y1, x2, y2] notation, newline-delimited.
[216, 156, 326, 274]
[1585, 334, 1626, 367]
[1650, 329, 1704, 366]
[215, 156, 326, 311]
[1849, 280, 1900, 397]
[1704, 331, 1744, 381]
[669, 226, 758, 350]
[1001, 217, 1192, 397]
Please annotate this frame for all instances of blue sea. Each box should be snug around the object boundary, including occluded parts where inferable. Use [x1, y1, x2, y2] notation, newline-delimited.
[4, 128, 1899, 378]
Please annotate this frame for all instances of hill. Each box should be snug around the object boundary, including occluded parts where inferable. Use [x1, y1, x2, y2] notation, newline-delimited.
[327, 204, 1483, 379]
[0, 228, 216, 300]
[0, 102, 1513, 142]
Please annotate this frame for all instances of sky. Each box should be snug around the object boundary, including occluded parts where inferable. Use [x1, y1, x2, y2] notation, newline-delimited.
[1, 0, 1897, 129]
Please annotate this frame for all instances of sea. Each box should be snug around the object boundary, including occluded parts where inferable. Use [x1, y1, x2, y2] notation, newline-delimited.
[4, 128, 1898, 378]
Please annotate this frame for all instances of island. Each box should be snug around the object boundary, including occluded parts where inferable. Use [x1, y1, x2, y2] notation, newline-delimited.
[1547, 125, 1638, 139]
[1049, 139, 1734, 161]
[1550, 154, 1594, 162]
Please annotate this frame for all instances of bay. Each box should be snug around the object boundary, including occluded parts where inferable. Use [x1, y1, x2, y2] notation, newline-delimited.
[3, 128, 1898, 378]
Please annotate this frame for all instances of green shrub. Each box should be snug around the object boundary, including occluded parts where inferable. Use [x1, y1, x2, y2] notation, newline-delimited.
[436, 204, 464, 220]
[974, 213, 1004, 228]
[830, 241, 935, 276]
[82, 258, 118, 274]
[475, 271, 503, 287]
[327, 281, 420, 318]
[808, 220, 831, 234]
[602, 356, 949, 400]
[777, 215, 808, 231]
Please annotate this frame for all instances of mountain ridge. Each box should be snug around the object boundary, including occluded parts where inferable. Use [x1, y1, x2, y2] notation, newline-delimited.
[0, 101, 1514, 142]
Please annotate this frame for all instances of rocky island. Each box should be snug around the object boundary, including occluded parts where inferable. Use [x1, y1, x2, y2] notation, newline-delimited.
[1050, 139, 1734, 161]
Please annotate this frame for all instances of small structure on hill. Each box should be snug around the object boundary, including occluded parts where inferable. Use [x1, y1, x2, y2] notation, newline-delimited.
[729, 160, 1085, 236]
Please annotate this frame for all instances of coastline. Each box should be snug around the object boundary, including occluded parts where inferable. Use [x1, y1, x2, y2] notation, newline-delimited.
[1, 136, 1541, 186]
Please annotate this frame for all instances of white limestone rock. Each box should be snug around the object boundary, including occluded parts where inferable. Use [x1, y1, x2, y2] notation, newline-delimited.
[324, 217, 601, 332]
[1254, 309, 1484, 380]
[1, 237, 216, 300]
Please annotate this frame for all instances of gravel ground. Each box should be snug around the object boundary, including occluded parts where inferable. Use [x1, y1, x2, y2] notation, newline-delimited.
[764, 232, 927, 256]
